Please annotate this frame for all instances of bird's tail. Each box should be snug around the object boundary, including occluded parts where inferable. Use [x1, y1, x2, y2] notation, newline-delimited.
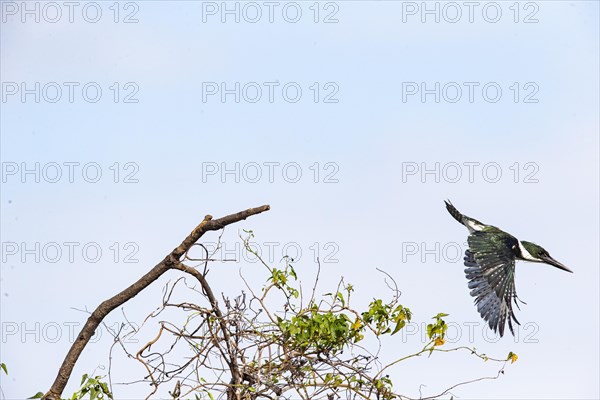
[444, 200, 486, 232]
[445, 200, 465, 225]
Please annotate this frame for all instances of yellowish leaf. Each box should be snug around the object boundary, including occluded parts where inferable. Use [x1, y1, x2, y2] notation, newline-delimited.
[434, 337, 445, 346]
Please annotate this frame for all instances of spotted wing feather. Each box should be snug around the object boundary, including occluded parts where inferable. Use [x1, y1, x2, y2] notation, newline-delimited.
[465, 230, 521, 337]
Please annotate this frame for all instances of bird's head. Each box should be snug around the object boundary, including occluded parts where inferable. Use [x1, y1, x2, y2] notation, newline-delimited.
[521, 241, 572, 272]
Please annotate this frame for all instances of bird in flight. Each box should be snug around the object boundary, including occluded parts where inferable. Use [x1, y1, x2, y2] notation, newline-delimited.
[445, 200, 572, 337]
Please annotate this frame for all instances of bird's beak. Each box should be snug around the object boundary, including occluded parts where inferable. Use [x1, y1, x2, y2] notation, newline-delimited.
[540, 255, 573, 273]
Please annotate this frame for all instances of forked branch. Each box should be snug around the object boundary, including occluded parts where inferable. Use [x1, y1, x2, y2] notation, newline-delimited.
[42, 205, 270, 400]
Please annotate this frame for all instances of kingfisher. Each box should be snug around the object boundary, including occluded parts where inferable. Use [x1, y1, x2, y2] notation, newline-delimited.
[445, 200, 572, 337]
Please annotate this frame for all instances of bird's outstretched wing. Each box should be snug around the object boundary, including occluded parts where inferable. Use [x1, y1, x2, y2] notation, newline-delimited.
[465, 230, 521, 337]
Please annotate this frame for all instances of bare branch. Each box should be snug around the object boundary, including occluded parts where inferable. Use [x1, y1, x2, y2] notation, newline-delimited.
[42, 205, 270, 400]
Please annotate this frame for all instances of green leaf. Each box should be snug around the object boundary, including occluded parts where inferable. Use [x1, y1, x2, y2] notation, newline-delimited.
[0, 362, 7, 375]
[28, 393, 44, 399]
[336, 292, 345, 307]
[426, 324, 434, 338]
[81, 373, 89, 385]
[289, 266, 297, 280]
[392, 320, 405, 335]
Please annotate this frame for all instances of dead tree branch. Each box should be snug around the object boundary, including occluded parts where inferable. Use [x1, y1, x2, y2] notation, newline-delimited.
[42, 205, 270, 400]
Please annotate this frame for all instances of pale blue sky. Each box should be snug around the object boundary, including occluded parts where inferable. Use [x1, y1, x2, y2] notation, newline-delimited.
[1, 1, 599, 399]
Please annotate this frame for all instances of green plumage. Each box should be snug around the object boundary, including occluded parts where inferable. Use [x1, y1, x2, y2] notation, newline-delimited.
[465, 230, 520, 336]
[445, 200, 571, 337]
